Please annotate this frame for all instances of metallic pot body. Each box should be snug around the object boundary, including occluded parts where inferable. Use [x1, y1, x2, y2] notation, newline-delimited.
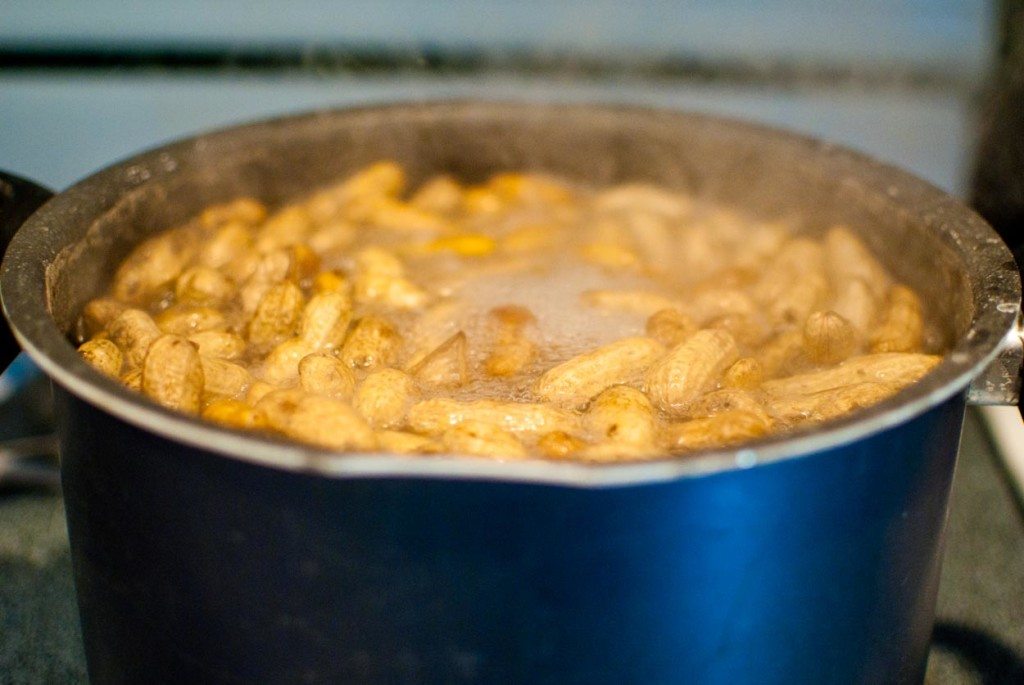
[1, 103, 1018, 684]
[56, 388, 966, 684]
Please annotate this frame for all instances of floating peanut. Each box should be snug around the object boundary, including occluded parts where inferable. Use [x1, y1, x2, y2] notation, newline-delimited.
[188, 331, 246, 360]
[81, 298, 128, 338]
[485, 306, 536, 377]
[245, 380, 277, 405]
[442, 420, 527, 460]
[377, 430, 444, 455]
[112, 228, 196, 304]
[200, 356, 252, 399]
[254, 206, 314, 252]
[761, 353, 941, 397]
[534, 337, 665, 409]
[706, 313, 770, 348]
[255, 388, 310, 432]
[353, 368, 417, 429]
[340, 316, 402, 372]
[141, 335, 204, 413]
[537, 431, 588, 459]
[282, 396, 377, 451]
[410, 331, 468, 387]
[78, 339, 123, 378]
[306, 160, 405, 223]
[645, 329, 739, 416]
[121, 368, 142, 392]
[754, 239, 825, 311]
[248, 281, 305, 353]
[175, 266, 234, 305]
[107, 309, 162, 369]
[299, 291, 353, 350]
[594, 184, 691, 218]
[769, 271, 829, 326]
[765, 381, 898, 425]
[646, 308, 696, 348]
[409, 175, 463, 215]
[312, 270, 352, 296]
[830, 277, 877, 336]
[584, 385, 656, 449]
[824, 226, 891, 299]
[803, 311, 857, 364]
[664, 409, 772, 451]
[199, 221, 254, 271]
[685, 388, 770, 422]
[299, 353, 356, 401]
[155, 305, 226, 336]
[202, 399, 269, 431]
[757, 330, 807, 379]
[408, 398, 576, 437]
[261, 338, 315, 385]
[870, 285, 924, 353]
[352, 247, 428, 309]
[721, 358, 765, 390]
[199, 198, 267, 229]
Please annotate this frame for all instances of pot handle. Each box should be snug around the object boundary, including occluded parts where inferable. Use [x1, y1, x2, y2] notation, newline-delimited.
[0, 171, 54, 371]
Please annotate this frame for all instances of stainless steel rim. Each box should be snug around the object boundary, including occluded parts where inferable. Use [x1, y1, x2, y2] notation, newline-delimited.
[2, 100, 1019, 487]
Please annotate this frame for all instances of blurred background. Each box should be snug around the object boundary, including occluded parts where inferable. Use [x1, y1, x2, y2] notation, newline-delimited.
[1, 1, 1022, 682]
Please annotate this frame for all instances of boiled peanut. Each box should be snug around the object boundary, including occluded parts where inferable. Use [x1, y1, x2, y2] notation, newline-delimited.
[199, 198, 267, 229]
[411, 331, 468, 387]
[353, 368, 416, 429]
[722, 357, 764, 390]
[645, 329, 739, 416]
[78, 339, 123, 378]
[299, 291, 353, 350]
[646, 308, 696, 348]
[200, 356, 252, 398]
[534, 337, 665, 409]
[107, 309, 162, 368]
[870, 285, 924, 353]
[803, 311, 857, 364]
[202, 399, 269, 431]
[409, 398, 576, 437]
[584, 385, 656, 448]
[537, 431, 588, 459]
[765, 381, 898, 425]
[761, 353, 941, 397]
[299, 353, 356, 401]
[155, 305, 226, 336]
[175, 266, 234, 305]
[484, 305, 536, 377]
[824, 226, 891, 299]
[664, 409, 772, 451]
[188, 331, 246, 360]
[261, 338, 315, 385]
[442, 420, 527, 459]
[141, 335, 204, 413]
[81, 297, 128, 338]
[340, 316, 402, 372]
[377, 430, 443, 455]
[248, 281, 305, 352]
[282, 396, 377, 451]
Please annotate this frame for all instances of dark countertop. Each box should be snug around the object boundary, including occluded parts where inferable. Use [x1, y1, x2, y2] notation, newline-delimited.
[1, 395, 1021, 683]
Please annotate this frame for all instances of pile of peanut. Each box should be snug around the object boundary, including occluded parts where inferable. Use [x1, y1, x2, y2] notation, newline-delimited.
[76, 161, 941, 460]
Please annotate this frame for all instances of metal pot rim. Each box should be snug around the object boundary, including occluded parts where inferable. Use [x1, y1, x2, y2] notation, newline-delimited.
[2, 100, 1018, 487]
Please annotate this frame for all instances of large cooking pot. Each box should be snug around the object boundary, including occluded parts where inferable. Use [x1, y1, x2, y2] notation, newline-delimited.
[0, 102, 1020, 684]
